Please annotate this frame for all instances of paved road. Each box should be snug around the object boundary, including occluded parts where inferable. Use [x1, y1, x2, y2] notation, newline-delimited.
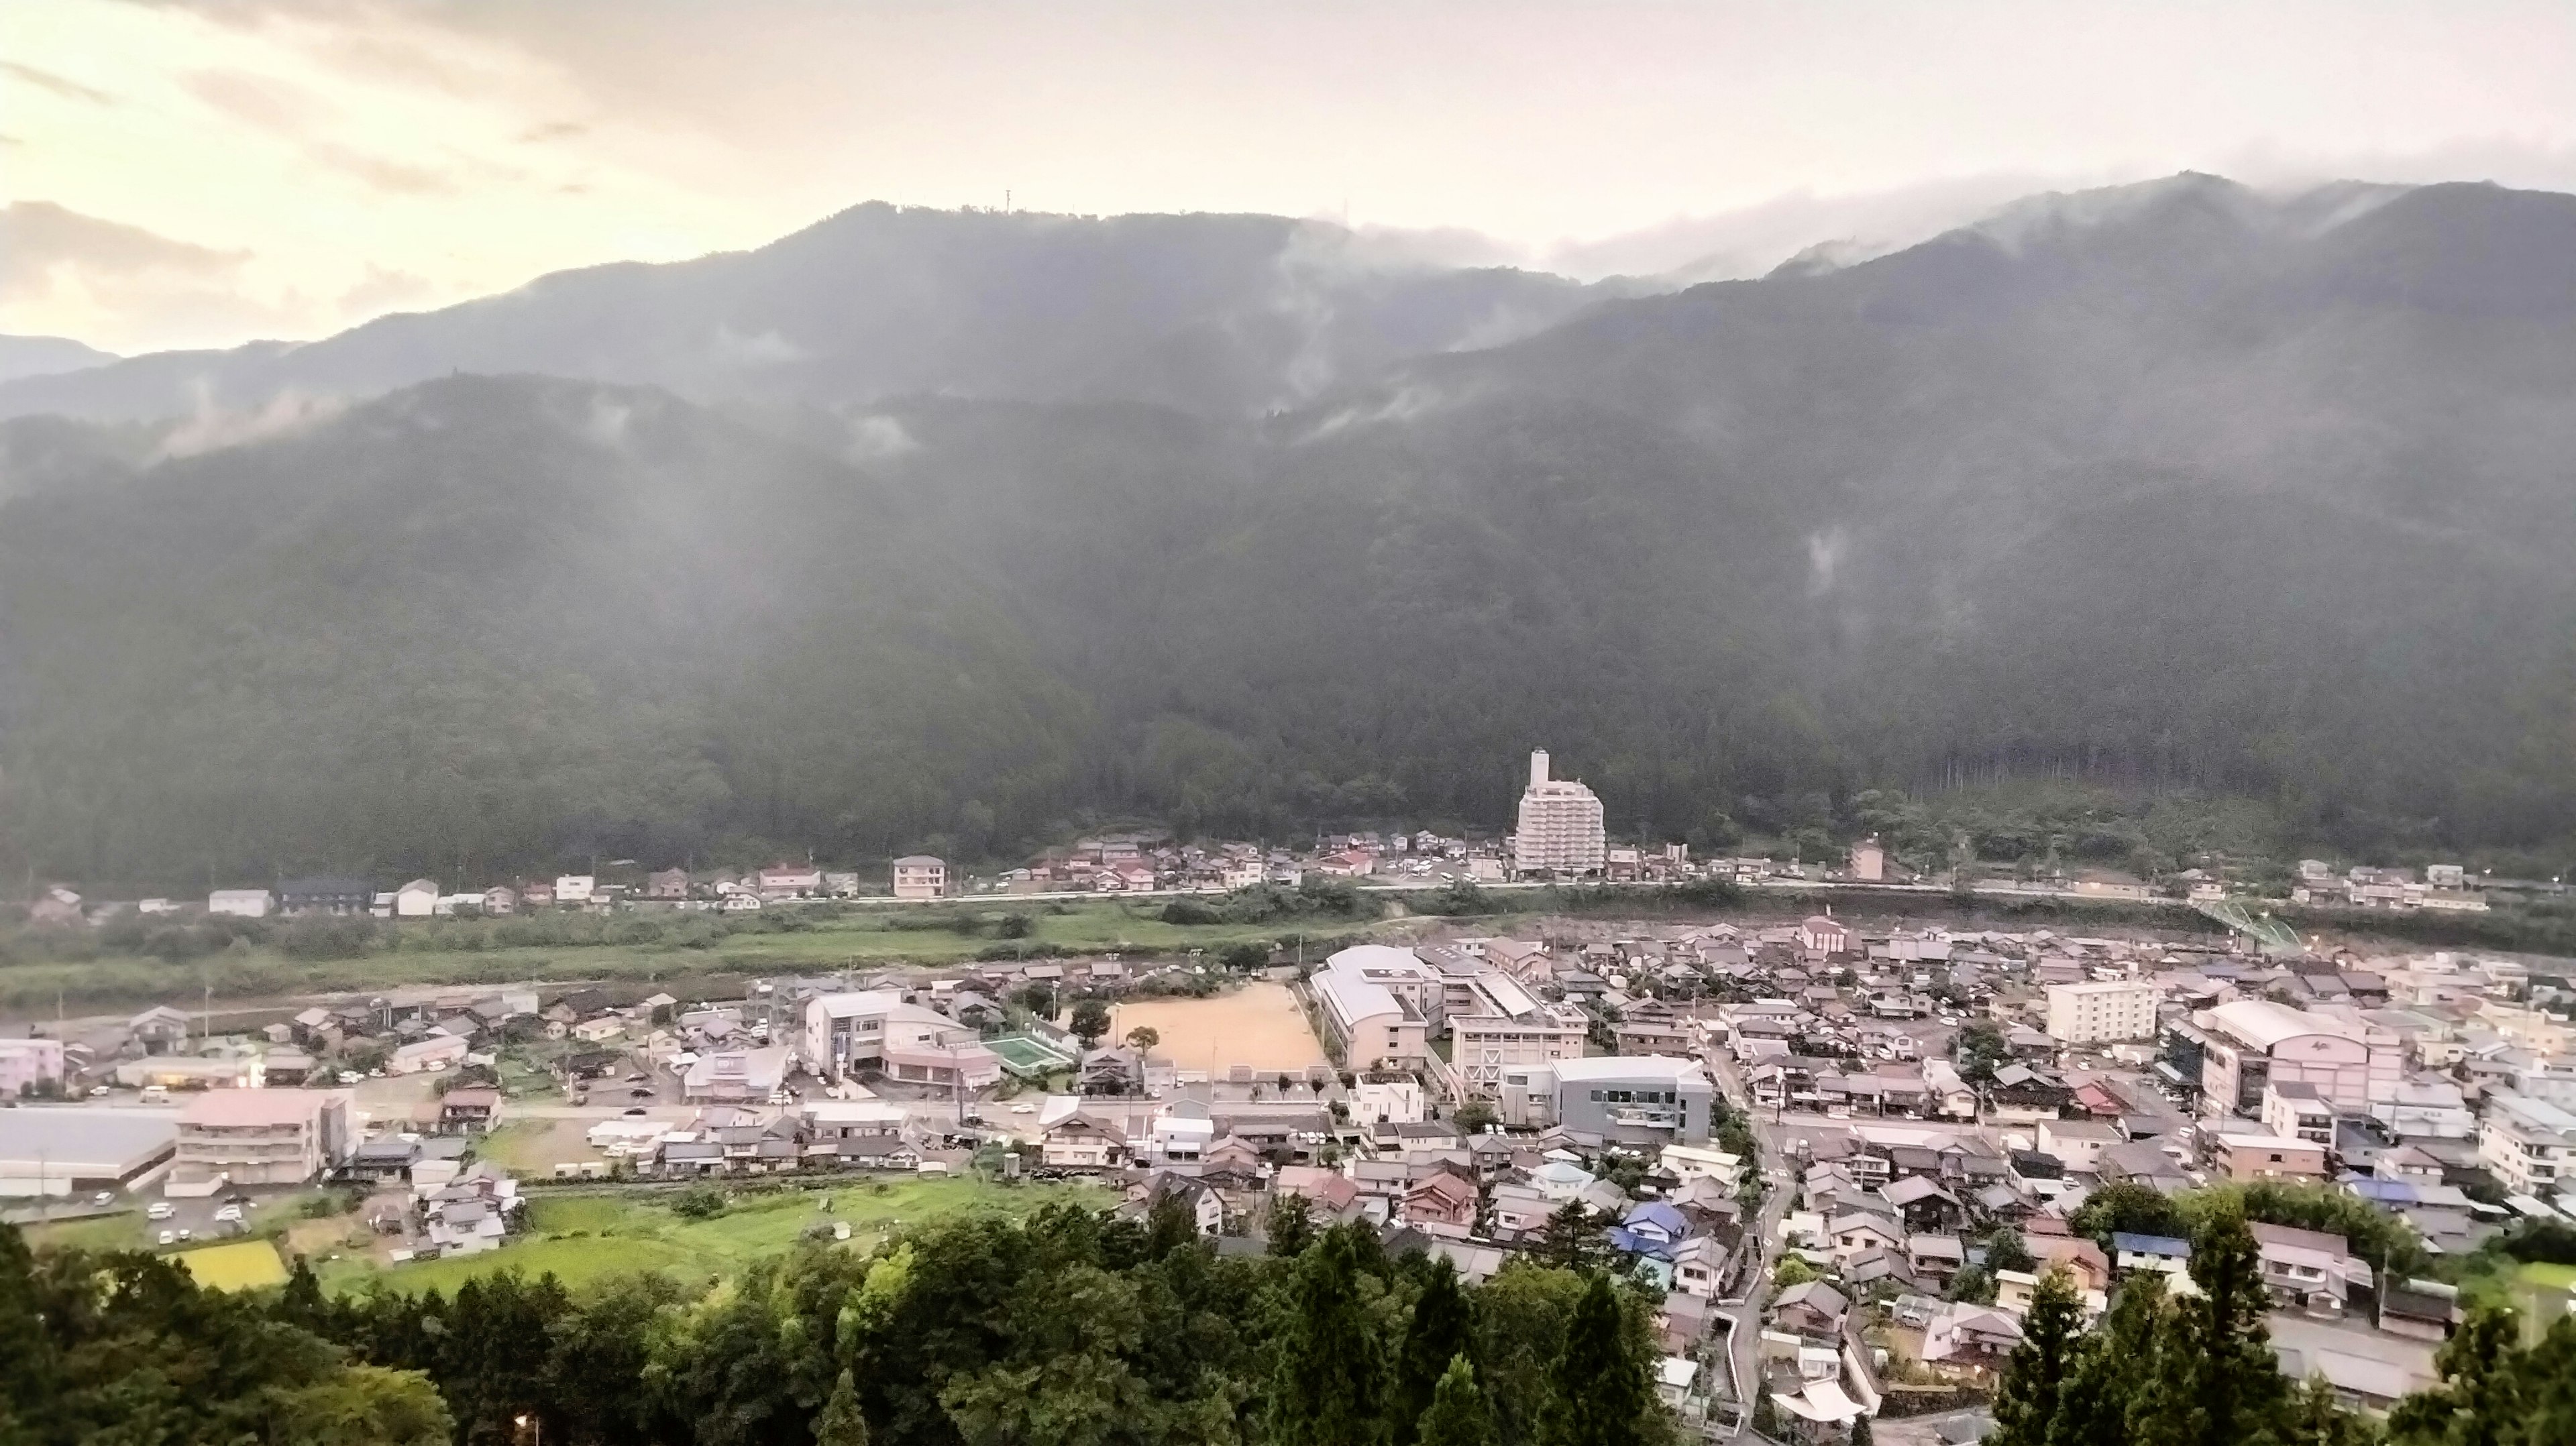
[1705, 1050, 1799, 1435]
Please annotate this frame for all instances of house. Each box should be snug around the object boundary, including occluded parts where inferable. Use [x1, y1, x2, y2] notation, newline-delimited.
[1771, 1280, 1849, 1342]
[207, 889, 274, 919]
[2476, 1092, 2576, 1197]
[1672, 1235, 1729, 1298]
[2112, 1232, 2192, 1279]
[1828, 1210, 1906, 1260]
[2212, 1132, 2330, 1182]
[390, 1036, 471, 1075]
[394, 879, 439, 918]
[481, 886, 518, 915]
[645, 869, 692, 900]
[278, 878, 372, 915]
[555, 875, 595, 905]
[683, 1046, 791, 1104]
[1041, 1112, 1129, 1170]
[1921, 1302, 2023, 1372]
[2251, 1222, 2361, 1315]
[1403, 1171, 1479, 1232]
[436, 1086, 503, 1133]
[127, 1005, 195, 1055]
[1133, 1172, 1224, 1235]
[892, 856, 949, 900]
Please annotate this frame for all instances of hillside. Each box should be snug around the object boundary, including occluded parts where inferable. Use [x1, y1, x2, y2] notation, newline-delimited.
[3, 176, 2574, 886]
[0, 205, 1606, 424]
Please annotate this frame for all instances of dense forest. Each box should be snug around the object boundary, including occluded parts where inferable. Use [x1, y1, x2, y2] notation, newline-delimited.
[4, 1207, 1681, 1446]
[11, 1198, 2573, 1446]
[4, 176, 2575, 888]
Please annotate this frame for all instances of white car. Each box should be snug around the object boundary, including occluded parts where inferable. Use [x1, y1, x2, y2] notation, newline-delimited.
[157, 1230, 178, 1246]
[92, 1190, 115, 1206]
[146, 1203, 176, 1221]
[213, 1205, 245, 1223]
[1010, 1102, 1036, 1114]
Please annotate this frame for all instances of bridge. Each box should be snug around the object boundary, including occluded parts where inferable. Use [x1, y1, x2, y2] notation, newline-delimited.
[2190, 897, 2307, 955]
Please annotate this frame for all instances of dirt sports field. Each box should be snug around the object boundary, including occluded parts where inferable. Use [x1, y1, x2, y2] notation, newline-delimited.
[1108, 983, 1327, 1074]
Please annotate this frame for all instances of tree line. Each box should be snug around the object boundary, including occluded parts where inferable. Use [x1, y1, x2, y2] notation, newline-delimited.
[4, 1202, 1678, 1446]
[1983, 1199, 2576, 1446]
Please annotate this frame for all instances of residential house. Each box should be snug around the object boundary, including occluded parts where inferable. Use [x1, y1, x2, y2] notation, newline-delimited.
[1771, 1280, 1849, 1342]
[1403, 1170, 1479, 1233]
[892, 856, 949, 900]
[435, 1086, 502, 1133]
[2251, 1222, 2361, 1315]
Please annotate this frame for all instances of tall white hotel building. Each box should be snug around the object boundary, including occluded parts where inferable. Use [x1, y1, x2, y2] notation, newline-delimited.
[1511, 750, 1606, 877]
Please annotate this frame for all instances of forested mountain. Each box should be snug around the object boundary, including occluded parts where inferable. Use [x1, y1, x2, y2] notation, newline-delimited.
[0, 334, 115, 387]
[0, 205, 1607, 423]
[3, 175, 2573, 887]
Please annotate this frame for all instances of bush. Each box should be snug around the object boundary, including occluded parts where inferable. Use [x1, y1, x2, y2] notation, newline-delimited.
[669, 1184, 727, 1219]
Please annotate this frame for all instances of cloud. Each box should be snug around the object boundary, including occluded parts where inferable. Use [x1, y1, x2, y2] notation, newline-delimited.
[337, 264, 435, 315]
[519, 121, 588, 144]
[0, 201, 250, 301]
[843, 413, 917, 462]
[1, 60, 115, 105]
[183, 66, 328, 133]
[305, 141, 457, 195]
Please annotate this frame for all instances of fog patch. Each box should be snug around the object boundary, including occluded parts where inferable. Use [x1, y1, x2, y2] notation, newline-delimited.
[711, 327, 806, 370]
[1302, 384, 1448, 441]
[1806, 526, 1850, 596]
[583, 395, 632, 449]
[844, 412, 918, 463]
[154, 386, 345, 461]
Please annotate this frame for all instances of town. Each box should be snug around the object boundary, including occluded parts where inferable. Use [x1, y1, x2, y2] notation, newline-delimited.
[4, 750, 2572, 1443]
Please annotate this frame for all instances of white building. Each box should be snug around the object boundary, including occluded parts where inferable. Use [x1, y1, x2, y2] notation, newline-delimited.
[801, 991, 1000, 1089]
[1512, 750, 1605, 877]
[394, 879, 439, 918]
[1447, 972, 1589, 1097]
[2478, 1091, 2576, 1197]
[2046, 980, 2159, 1044]
[207, 889, 274, 919]
[1313, 946, 1432, 1070]
[555, 874, 595, 905]
[892, 855, 949, 900]
[2196, 1000, 2402, 1117]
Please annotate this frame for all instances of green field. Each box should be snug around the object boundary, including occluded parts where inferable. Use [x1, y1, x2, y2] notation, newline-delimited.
[0, 899, 1385, 1011]
[175, 1239, 290, 1290]
[316, 1177, 1112, 1297]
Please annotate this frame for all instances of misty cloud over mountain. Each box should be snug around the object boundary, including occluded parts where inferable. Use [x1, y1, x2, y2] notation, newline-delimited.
[3, 174, 2572, 884]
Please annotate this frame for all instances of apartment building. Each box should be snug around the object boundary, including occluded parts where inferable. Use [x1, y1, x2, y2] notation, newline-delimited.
[1511, 750, 1605, 877]
[2045, 980, 2159, 1044]
[2211, 1131, 2329, 1182]
[892, 855, 949, 900]
[168, 1089, 350, 1193]
[2477, 1091, 2576, 1197]
[0, 1038, 66, 1098]
[802, 991, 1000, 1088]
[2260, 1081, 2337, 1146]
[1503, 1055, 1715, 1144]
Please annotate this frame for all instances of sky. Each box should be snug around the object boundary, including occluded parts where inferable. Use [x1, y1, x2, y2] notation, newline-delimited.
[8, 0, 2576, 355]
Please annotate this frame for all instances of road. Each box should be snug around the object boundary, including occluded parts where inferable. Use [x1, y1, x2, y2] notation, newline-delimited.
[1705, 1049, 1797, 1435]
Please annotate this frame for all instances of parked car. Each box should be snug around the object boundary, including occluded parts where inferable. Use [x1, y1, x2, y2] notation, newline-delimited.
[146, 1202, 176, 1221]
[213, 1205, 245, 1223]
[91, 1190, 114, 1206]
[157, 1230, 177, 1245]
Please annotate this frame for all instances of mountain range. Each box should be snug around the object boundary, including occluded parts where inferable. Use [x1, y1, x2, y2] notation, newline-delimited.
[3, 175, 2573, 887]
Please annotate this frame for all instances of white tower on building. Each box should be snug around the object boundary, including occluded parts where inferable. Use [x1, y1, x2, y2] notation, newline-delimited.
[1513, 750, 1606, 877]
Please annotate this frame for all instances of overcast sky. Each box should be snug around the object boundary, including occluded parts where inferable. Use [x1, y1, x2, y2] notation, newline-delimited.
[9, 0, 2576, 353]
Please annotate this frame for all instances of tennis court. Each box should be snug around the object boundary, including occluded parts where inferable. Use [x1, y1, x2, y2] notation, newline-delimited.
[987, 1031, 1079, 1079]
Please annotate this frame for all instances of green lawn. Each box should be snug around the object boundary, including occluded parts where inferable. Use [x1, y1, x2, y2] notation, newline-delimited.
[0, 901, 1391, 1011]
[317, 1176, 1111, 1297]
[20, 1210, 150, 1253]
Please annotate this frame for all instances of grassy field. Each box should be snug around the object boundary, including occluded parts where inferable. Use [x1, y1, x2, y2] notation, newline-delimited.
[0, 900, 1383, 1012]
[316, 1176, 1112, 1297]
[175, 1239, 290, 1290]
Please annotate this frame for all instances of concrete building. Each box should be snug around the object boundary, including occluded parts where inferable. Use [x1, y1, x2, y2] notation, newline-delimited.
[0, 1038, 66, 1098]
[802, 991, 1001, 1089]
[2045, 980, 2159, 1044]
[1512, 750, 1605, 877]
[2196, 1000, 2400, 1117]
[2211, 1131, 2330, 1182]
[2477, 1091, 2576, 1198]
[1505, 1055, 1716, 1144]
[892, 856, 949, 900]
[1848, 837, 1886, 882]
[168, 1089, 351, 1192]
[1314, 946, 1435, 1070]
[1447, 973, 1588, 1097]
[0, 1107, 178, 1197]
[2261, 1080, 2337, 1146]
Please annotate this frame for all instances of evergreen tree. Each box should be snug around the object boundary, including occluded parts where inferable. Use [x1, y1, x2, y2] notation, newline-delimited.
[815, 1368, 870, 1446]
[1416, 1355, 1496, 1446]
[1851, 1414, 1875, 1446]
[2150, 1200, 2288, 1446]
[2387, 1306, 2524, 1446]
[2279, 1374, 2371, 1446]
[1395, 1259, 1476, 1446]
[1269, 1226, 1387, 1446]
[1269, 1192, 1316, 1258]
[2516, 1313, 2576, 1446]
[1543, 1275, 1649, 1446]
[1989, 1267, 2085, 1446]
[2047, 1273, 2167, 1446]
[1536, 1203, 1605, 1273]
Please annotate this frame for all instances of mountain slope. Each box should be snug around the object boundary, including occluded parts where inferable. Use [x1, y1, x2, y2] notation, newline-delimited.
[0, 335, 116, 386]
[3, 176, 2573, 885]
[0, 206, 1605, 424]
